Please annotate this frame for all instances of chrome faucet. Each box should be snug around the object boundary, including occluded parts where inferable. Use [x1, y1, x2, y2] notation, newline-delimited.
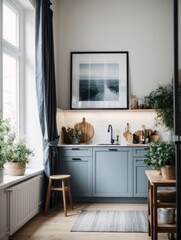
[108, 124, 115, 144]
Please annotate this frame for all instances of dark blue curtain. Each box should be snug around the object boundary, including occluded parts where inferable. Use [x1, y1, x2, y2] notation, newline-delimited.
[174, 0, 181, 238]
[35, 0, 59, 177]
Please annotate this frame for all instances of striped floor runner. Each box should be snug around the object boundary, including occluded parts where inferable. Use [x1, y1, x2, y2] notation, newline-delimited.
[71, 210, 147, 232]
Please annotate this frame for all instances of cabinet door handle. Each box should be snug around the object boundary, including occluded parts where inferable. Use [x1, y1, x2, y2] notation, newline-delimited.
[144, 147, 149, 150]
[72, 148, 80, 150]
[108, 149, 118, 151]
[72, 158, 81, 161]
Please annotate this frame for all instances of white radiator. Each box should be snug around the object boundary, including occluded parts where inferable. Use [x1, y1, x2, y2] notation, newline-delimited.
[7, 176, 40, 235]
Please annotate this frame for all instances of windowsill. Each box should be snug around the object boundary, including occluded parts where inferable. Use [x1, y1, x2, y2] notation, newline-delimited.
[0, 168, 44, 190]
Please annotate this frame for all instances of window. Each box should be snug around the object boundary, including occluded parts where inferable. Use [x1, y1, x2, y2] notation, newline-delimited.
[3, 53, 18, 123]
[3, 2, 19, 47]
[0, 0, 23, 133]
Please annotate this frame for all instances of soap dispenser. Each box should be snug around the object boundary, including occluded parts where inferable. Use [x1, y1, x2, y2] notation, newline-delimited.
[116, 135, 119, 144]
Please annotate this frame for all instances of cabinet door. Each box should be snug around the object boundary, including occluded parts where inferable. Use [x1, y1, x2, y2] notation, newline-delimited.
[0, 189, 8, 240]
[60, 157, 92, 197]
[134, 158, 150, 197]
[133, 147, 149, 197]
[93, 148, 133, 197]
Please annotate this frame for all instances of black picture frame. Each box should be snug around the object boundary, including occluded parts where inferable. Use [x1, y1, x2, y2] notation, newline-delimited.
[71, 51, 129, 109]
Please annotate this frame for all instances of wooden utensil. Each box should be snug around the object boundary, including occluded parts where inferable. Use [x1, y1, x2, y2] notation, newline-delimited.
[74, 118, 94, 143]
[62, 126, 72, 144]
[123, 123, 131, 141]
[127, 132, 133, 143]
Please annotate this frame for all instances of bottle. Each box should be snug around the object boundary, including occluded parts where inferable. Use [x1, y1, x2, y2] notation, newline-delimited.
[129, 95, 138, 109]
[142, 134, 145, 144]
[116, 135, 119, 144]
[138, 97, 144, 109]
[145, 130, 150, 144]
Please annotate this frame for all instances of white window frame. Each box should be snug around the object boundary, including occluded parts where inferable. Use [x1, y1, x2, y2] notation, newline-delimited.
[0, 0, 24, 138]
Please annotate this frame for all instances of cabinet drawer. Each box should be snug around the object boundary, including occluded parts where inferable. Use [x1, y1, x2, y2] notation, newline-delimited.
[58, 147, 92, 157]
[133, 147, 148, 157]
[60, 156, 92, 162]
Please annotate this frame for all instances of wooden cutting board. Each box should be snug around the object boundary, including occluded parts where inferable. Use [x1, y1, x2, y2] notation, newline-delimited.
[123, 123, 133, 143]
[74, 118, 94, 143]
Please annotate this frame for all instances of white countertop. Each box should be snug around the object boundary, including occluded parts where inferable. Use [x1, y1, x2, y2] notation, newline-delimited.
[0, 168, 44, 190]
[57, 143, 149, 147]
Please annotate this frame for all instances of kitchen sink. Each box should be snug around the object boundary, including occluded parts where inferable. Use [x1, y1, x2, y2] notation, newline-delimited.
[97, 143, 120, 145]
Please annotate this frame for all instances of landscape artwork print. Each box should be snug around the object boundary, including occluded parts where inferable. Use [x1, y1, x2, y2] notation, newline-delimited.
[79, 63, 119, 102]
[71, 52, 128, 109]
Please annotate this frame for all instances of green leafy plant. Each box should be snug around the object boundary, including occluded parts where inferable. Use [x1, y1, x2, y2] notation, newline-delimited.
[4, 141, 34, 164]
[0, 119, 15, 167]
[144, 83, 173, 130]
[67, 126, 84, 143]
[144, 141, 175, 170]
[0, 118, 34, 166]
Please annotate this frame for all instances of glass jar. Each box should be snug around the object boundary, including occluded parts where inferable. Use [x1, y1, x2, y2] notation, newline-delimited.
[138, 97, 144, 109]
[129, 95, 138, 109]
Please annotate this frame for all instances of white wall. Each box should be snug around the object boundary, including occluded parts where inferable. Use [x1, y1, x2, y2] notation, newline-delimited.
[52, 0, 174, 109]
[57, 109, 172, 145]
[52, 0, 174, 143]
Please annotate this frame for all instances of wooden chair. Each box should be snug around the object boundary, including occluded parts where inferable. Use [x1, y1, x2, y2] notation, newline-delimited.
[44, 174, 73, 216]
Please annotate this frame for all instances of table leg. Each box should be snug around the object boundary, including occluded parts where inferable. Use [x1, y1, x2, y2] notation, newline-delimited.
[148, 180, 151, 236]
[150, 184, 154, 239]
[153, 185, 157, 240]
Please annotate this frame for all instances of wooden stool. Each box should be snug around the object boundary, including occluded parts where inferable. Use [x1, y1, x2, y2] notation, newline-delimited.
[44, 174, 73, 216]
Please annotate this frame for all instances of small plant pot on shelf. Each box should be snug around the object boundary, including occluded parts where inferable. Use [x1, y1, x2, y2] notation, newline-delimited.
[4, 162, 26, 176]
[161, 166, 176, 180]
[72, 137, 79, 144]
[0, 167, 4, 183]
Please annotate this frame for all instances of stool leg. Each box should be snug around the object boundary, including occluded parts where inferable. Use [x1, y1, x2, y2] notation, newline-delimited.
[62, 180, 67, 217]
[68, 179, 73, 209]
[44, 178, 52, 215]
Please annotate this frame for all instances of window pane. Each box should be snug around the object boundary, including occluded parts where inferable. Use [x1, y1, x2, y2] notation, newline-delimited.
[3, 3, 19, 47]
[3, 53, 18, 125]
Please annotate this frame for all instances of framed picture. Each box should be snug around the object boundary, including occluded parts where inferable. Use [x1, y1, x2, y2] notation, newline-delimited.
[71, 51, 129, 109]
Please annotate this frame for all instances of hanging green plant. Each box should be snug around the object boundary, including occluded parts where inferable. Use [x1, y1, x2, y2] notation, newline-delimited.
[144, 83, 173, 130]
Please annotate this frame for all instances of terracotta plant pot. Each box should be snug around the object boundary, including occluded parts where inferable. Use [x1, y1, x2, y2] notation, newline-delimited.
[161, 166, 175, 180]
[4, 162, 26, 176]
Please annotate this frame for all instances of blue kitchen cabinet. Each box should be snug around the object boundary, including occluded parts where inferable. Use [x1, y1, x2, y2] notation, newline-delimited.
[93, 147, 133, 197]
[57, 147, 93, 197]
[133, 147, 150, 197]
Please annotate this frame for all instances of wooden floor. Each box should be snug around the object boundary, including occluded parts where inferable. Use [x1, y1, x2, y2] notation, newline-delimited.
[11, 203, 169, 240]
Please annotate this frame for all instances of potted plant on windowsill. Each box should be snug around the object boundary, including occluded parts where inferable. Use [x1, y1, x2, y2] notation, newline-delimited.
[0, 118, 34, 176]
[144, 141, 175, 179]
[0, 118, 13, 183]
[4, 141, 34, 176]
